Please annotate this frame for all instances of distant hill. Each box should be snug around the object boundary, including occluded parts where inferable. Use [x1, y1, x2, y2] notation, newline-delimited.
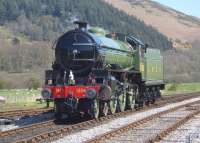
[104, 0, 200, 43]
[0, 0, 172, 50]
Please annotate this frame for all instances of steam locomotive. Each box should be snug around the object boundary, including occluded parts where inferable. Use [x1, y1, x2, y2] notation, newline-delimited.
[42, 21, 165, 119]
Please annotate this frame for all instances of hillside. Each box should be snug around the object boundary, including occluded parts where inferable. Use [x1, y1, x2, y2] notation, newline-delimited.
[0, 0, 200, 89]
[0, 0, 172, 50]
[104, 0, 200, 42]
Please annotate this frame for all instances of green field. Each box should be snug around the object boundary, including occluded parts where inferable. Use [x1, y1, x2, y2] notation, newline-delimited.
[162, 82, 200, 95]
[0, 89, 40, 97]
[0, 89, 48, 111]
[0, 89, 41, 103]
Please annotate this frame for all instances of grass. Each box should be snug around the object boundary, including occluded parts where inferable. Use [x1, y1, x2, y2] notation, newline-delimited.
[0, 89, 54, 112]
[0, 26, 13, 39]
[0, 89, 40, 97]
[162, 82, 200, 96]
[0, 102, 53, 112]
[0, 89, 41, 103]
[0, 26, 28, 42]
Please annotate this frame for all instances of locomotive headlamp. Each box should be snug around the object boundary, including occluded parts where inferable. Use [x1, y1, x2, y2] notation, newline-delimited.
[47, 79, 52, 85]
[86, 89, 96, 99]
[41, 88, 51, 99]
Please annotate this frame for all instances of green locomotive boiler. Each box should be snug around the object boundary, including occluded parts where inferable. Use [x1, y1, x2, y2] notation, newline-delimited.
[43, 21, 165, 119]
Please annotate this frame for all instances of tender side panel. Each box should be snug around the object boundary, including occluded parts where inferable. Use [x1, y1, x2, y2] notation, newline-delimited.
[145, 49, 164, 81]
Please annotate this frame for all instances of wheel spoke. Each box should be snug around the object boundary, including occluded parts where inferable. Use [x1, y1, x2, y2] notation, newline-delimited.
[128, 95, 135, 109]
[118, 92, 126, 112]
[91, 99, 99, 118]
[103, 102, 109, 116]
[150, 89, 156, 104]
[100, 102, 109, 116]
[109, 98, 117, 114]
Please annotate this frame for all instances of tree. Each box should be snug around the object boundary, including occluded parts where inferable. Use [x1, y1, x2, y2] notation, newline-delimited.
[0, 0, 172, 49]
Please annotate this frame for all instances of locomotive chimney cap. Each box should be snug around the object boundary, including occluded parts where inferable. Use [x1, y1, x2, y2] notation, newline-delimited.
[74, 21, 88, 30]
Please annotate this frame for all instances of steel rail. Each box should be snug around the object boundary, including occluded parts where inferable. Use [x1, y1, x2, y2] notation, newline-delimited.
[0, 108, 53, 118]
[1, 92, 200, 143]
[148, 108, 200, 143]
[86, 101, 200, 143]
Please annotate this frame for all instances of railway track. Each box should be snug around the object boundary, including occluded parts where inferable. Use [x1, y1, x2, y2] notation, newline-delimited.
[0, 93, 200, 143]
[0, 108, 53, 119]
[160, 107, 200, 142]
[86, 101, 200, 143]
[0, 92, 195, 118]
[149, 105, 200, 143]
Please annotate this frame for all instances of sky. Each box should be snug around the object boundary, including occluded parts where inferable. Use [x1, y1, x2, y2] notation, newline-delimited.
[152, 0, 200, 18]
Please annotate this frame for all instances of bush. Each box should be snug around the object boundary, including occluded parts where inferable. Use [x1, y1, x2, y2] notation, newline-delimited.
[0, 79, 7, 89]
[167, 83, 178, 91]
[27, 77, 41, 90]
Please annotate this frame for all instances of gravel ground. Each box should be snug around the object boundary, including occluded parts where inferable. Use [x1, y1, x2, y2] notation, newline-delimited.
[105, 105, 198, 143]
[53, 97, 200, 143]
[0, 112, 54, 131]
[161, 114, 200, 143]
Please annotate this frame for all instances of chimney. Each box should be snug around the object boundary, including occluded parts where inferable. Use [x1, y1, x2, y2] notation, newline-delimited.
[74, 21, 88, 31]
